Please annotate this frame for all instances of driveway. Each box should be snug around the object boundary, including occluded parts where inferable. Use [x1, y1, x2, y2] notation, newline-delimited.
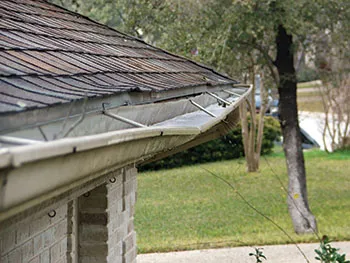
[298, 111, 347, 151]
[138, 242, 350, 263]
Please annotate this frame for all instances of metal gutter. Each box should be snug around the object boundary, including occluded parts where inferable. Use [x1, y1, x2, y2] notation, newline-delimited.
[0, 84, 235, 133]
[0, 126, 200, 169]
[0, 85, 252, 221]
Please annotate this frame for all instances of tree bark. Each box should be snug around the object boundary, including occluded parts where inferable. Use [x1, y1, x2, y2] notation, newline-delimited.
[275, 25, 317, 234]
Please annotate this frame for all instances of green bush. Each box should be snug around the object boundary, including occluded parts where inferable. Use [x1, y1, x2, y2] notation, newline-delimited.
[297, 66, 320, 83]
[140, 116, 281, 171]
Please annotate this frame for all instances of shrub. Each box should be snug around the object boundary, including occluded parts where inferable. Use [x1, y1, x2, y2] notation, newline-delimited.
[297, 66, 320, 83]
[140, 116, 281, 171]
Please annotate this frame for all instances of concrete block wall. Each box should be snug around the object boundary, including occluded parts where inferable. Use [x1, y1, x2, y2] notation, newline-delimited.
[0, 165, 138, 263]
[0, 203, 70, 263]
[106, 167, 137, 263]
[78, 185, 108, 263]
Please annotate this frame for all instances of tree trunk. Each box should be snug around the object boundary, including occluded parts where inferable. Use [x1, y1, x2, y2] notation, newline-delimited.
[275, 25, 317, 234]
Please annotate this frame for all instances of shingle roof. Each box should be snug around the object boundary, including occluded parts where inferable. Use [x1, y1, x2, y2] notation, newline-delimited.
[0, 0, 237, 114]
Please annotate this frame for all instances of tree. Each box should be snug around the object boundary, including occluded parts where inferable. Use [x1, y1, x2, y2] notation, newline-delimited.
[52, 0, 349, 234]
[141, 0, 321, 234]
[151, 0, 349, 234]
[240, 74, 269, 172]
[314, 22, 350, 152]
[132, 0, 348, 234]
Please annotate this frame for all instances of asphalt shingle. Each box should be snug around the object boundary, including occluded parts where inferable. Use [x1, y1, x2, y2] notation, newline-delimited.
[0, 0, 237, 113]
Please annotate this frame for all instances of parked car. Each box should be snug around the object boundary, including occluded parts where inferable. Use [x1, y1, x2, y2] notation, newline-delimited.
[255, 89, 278, 117]
[269, 98, 279, 118]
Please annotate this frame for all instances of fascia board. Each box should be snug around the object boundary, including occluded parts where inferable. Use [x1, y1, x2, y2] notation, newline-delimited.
[0, 126, 200, 169]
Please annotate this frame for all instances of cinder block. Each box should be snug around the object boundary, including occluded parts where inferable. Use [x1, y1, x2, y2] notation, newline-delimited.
[50, 204, 68, 225]
[79, 256, 106, 263]
[79, 195, 107, 211]
[107, 254, 122, 263]
[127, 218, 134, 234]
[8, 248, 21, 263]
[56, 257, 68, 263]
[43, 228, 54, 249]
[30, 215, 50, 237]
[107, 211, 128, 231]
[107, 228, 123, 245]
[33, 235, 43, 256]
[79, 225, 107, 242]
[16, 222, 30, 245]
[124, 195, 136, 217]
[127, 205, 135, 219]
[123, 247, 136, 263]
[21, 239, 34, 262]
[54, 258, 66, 263]
[124, 180, 136, 197]
[106, 172, 123, 188]
[107, 185, 123, 203]
[79, 243, 107, 257]
[61, 237, 70, 254]
[107, 199, 123, 216]
[130, 191, 136, 207]
[1, 255, 8, 263]
[50, 241, 61, 263]
[40, 249, 50, 263]
[54, 220, 68, 240]
[90, 184, 107, 194]
[79, 213, 107, 225]
[124, 168, 137, 182]
[122, 232, 136, 255]
[28, 256, 40, 263]
[0, 229, 16, 255]
[107, 239, 123, 256]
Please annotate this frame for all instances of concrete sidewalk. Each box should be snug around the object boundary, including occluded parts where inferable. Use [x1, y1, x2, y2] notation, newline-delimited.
[138, 242, 350, 263]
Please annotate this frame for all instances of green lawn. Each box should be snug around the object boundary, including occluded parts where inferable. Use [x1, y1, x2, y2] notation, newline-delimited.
[135, 149, 350, 253]
[297, 80, 324, 112]
[298, 100, 324, 112]
[297, 91, 322, 97]
[297, 80, 322, 89]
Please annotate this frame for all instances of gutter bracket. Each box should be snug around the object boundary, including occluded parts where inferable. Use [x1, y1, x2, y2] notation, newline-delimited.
[103, 110, 147, 128]
[189, 100, 217, 118]
[206, 92, 232, 106]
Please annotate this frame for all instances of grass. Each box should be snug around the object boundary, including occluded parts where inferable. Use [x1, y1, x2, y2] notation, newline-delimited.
[135, 149, 350, 253]
[297, 91, 322, 97]
[297, 89, 324, 112]
[297, 80, 322, 89]
[298, 100, 324, 112]
[296, 80, 325, 112]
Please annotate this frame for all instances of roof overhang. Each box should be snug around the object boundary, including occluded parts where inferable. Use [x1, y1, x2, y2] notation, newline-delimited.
[0, 83, 236, 134]
[0, 85, 252, 222]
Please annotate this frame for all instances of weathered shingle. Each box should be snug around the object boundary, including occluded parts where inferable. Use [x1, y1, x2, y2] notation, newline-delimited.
[0, 0, 237, 113]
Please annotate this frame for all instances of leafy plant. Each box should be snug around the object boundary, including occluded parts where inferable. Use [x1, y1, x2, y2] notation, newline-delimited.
[249, 248, 267, 263]
[315, 236, 350, 263]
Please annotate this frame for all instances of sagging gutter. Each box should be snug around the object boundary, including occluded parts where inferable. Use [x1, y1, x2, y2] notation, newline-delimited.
[0, 85, 252, 222]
